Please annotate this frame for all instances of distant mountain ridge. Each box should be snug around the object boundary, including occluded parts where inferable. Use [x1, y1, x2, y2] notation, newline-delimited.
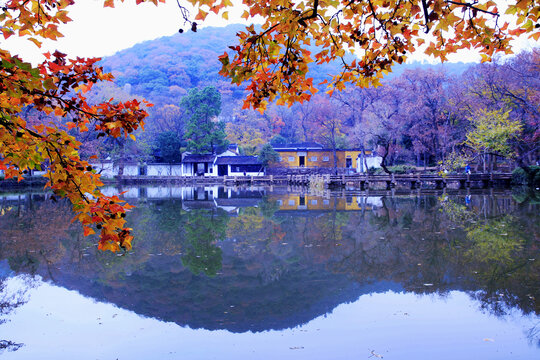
[99, 24, 473, 108]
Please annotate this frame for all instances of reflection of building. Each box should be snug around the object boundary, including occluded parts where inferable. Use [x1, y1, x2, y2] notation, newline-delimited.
[271, 143, 382, 172]
[271, 194, 381, 212]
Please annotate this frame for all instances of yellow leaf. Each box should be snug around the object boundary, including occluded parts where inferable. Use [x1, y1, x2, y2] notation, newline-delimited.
[28, 37, 42, 48]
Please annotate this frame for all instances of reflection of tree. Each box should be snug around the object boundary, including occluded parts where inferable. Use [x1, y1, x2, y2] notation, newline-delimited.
[526, 322, 540, 347]
[181, 209, 229, 276]
[0, 276, 36, 352]
[0, 190, 538, 333]
[0, 197, 71, 275]
[436, 198, 539, 316]
[465, 216, 524, 266]
[463, 216, 537, 316]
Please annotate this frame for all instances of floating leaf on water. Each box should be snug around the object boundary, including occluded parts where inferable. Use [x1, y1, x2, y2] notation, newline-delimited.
[483, 338, 495, 342]
[369, 349, 383, 358]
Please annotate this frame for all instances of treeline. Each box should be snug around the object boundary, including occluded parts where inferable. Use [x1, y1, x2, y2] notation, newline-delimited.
[77, 25, 537, 172]
[226, 50, 537, 172]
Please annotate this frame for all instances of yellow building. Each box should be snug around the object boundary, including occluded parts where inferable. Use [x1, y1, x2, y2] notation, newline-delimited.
[271, 143, 380, 172]
[270, 194, 375, 212]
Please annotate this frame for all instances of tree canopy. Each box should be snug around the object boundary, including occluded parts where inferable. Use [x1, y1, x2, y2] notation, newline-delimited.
[184, 0, 540, 111]
[0, 0, 158, 251]
[182, 86, 228, 154]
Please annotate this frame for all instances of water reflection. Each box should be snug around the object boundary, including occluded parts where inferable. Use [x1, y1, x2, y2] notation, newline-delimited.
[0, 187, 538, 341]
[0, 273, 35, 352]
[182, 210, 228, 276]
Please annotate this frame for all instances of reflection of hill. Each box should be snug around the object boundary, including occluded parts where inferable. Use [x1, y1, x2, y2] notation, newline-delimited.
[0, 189, 538, 332]
[46, 256, 401, 332]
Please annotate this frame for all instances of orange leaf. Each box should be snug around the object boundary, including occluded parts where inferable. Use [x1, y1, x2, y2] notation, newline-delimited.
[83, 226, 95, 236]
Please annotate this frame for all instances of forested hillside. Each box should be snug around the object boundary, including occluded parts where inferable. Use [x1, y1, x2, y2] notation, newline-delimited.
[80, 24, 537, 172]
[97, 24, 470, 110]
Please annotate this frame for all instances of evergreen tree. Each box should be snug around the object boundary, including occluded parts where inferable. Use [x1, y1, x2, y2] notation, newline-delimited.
[182, 87, 228, 154]
[259, 143, 280, 168]
[155, 131, 183, 163]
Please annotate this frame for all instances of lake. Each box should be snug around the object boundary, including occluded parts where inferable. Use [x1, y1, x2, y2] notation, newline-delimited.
[0, 186, 538, 359]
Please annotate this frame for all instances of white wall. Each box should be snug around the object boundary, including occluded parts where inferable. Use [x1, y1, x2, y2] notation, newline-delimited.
[146, 164, 182, 176]
[91, 162, 116, 178]
[356, 155, 383, 172]
[228, 166, 264, 177]
[366, 156, 382, 169]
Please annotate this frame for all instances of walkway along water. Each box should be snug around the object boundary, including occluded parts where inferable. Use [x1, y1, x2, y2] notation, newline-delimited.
[113, 172, 513, 190]
[0, 172, 513, 190]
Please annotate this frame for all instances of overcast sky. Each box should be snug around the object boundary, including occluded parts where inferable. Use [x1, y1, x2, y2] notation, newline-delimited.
[4, 0, 247, 63]
[3, 0, 537, 64]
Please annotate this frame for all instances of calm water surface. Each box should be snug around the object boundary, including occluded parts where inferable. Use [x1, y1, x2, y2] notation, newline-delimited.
[0, 186, 538, 359]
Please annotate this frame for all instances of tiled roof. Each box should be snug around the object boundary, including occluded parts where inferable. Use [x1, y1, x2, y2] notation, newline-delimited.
[272, 142, 323, 150]
[215, 156, 261, 165]
[182, 154, 216, 163]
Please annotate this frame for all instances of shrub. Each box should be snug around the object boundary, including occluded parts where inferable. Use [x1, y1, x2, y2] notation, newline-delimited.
[512, 167, 529, 185]
[372, 165, 417, 174]
[512, 166, 540, 186]
[532, 166, 540, 187]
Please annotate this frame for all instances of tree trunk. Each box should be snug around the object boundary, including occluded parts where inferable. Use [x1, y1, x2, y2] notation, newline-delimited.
[380, 143, 391, 174]
[332, 146, 338, 174]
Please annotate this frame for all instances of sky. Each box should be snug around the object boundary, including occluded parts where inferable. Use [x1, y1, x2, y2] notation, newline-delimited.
[3, 0, 250, 63]
[2, 0, 538, 65]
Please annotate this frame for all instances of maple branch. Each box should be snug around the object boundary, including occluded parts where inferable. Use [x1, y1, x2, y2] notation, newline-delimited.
[175, 0, 191, 24]
[446, 1, 499, 17]
[298, 0, 319, 23]
[421, 0, 431, 33]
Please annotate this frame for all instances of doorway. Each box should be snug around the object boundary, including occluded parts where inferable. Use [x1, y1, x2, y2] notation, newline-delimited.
[218, 165, 228, 176]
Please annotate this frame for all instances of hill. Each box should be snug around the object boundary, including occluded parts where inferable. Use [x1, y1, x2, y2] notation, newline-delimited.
[98, 24, 473, 112]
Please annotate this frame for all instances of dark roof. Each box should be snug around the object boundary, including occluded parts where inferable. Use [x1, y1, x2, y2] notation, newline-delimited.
[215, 156, 261, 165]
[182, 154, 216, 163]
[215, 198, 261, 207]
[272, 142, 323, 150]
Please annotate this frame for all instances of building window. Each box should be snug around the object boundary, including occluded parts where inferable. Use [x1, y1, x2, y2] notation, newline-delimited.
[288, 199, 295, 206]
[323, 199, 330, 205]
[276, 200, 283, 206]
[323, 156, 329, 162]
[311, 156, 317, 161]
[288, 156, 295, 162]
[279, 157, 283, 161]
[310, 199, 318, 205]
